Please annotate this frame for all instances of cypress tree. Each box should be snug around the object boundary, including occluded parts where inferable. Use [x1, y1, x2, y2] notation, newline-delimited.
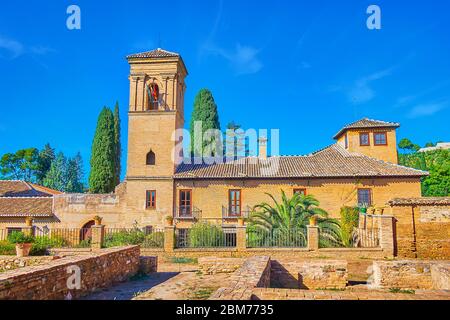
[89, 107, 116, 193]
[113, 101, 121, 186]
[190, 89, 221, 157]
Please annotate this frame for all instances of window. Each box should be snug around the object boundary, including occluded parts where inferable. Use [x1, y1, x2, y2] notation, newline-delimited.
[374, 132, 387, 145]
[359, 133, 370, 146]
[146, 83, 159, 110]
[344, 134, 348, 149]
[357, 189, 372, 206]
[146, 190, 156, 209]
[229, 190, 241, 216]
[179, 190, 192, 216]
[293, 189, 307, 196]
[146, 150, 155, 165]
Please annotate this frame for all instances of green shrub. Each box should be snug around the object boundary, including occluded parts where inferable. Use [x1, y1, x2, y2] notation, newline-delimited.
[104, 229, 146, 247]
[7, 231, 35, 244]
[142, 232, 164, 248]
[340, 206, 360, 247]
[0, 241, 15, 255]
[188, 223, 224, 248]
[76, 239, 91, 248]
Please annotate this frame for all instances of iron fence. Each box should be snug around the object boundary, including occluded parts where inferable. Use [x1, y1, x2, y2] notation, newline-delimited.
[34, 228, 92, 248]
[175, 227, 237, 248]
[246, 228, 307, 248]
[104, 227, 164, 248]
[319, 227, 345, 248]
[353, 227, 380, 248]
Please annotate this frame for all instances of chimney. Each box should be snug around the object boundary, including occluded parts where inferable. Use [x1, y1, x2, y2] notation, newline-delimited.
[258, 137, 268, 159]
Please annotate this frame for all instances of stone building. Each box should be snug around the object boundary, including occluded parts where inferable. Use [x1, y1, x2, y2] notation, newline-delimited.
[0, 48, 429, 234]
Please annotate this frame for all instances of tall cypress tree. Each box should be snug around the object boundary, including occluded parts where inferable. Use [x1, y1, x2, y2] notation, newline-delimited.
[113, 101, 121, 187]
[190, 89, 221, 157]
[89, 107, 116, 193]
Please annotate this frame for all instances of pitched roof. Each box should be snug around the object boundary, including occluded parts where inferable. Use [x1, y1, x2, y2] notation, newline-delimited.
[388, 197, 450, 206]
[333, 118, 400, 139]
[126, 48, 180, 59]
[174, 144, 428, 179]
[0, 197, 54, 217]
[0, 181, 61, 197]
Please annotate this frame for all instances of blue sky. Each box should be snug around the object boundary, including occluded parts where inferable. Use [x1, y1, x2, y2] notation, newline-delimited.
[1, 0, 449, 180]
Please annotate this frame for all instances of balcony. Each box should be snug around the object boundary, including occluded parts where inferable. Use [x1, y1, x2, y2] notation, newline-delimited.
[174, 206, 202, 221]
[222, 205, 252, 220]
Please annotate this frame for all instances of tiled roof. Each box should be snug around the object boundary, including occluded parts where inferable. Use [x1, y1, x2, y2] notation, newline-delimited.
[333, 118, 400, 139]
[0, 197, 54, 217]
[388, 197, 450, 206]
[174, 144, 428, 179]
[126, 48, 180, 59]
[0, 181, 60, 197]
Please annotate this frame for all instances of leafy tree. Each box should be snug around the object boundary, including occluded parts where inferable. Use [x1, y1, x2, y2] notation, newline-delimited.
[399, 149, 450, 196]
[113, 101, 121, 187]
[89, 107, 116, 193]
[0, 148, 39, 181]
[66, 152, 84, 193]
[43, 152, 67, 191]
[36, 143, 55, 184]
[248, 191, 341, 247]
[425, 142, 435, 148]
[190, 89, 221, 157]
[398, 138, 420, 153]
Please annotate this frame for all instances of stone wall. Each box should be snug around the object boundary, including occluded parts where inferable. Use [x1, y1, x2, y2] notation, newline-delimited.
[210, 256, 271, 300]
[0, 246, 140, 300]
[388, 198, 450, 259]
[371, 260, 450, 290]
[271, 259, 348, 289]
[198, 257, 245, 275]
[0, 256, 55, 273]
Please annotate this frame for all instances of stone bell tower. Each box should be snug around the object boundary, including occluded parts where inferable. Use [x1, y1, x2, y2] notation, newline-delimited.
[124, 48, 188, 224]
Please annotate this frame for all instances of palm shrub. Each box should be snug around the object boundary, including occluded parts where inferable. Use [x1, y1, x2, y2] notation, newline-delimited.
[188, 222, 225, 248]
[248, 191, 342, 247]
[339, 206, 360, 247]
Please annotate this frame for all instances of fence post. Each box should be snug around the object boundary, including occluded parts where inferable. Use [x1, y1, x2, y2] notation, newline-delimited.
[379, 216, 395, 257]
[91, 225, 105, 250]
[358, 213, 366, 229]
[22, 217, 34, 236]
[307, 225, 319, 251]
[164, 226, 175, 252]
[236, 222, 247, 252]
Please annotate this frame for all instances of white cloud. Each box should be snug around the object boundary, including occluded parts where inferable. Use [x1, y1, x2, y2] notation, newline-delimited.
[202, 43, 263, 75]
[0, 35, 24, 59]
[408, 100, 449, 118]
[348, 68, 393, 104]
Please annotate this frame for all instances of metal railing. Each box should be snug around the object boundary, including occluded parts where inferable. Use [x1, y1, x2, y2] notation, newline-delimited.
[246, 228, 307, 248]
[104, 227, 164, 248]
[174, 206, 202, 221]
[175, 226, 236, 248]
[319, 228, 345, 248]
[222, 205, 251, 219]
[353, 227, 380, 248]
[34, 228, 92, 248]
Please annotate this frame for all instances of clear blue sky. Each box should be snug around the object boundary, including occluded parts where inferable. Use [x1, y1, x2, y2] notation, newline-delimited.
[1, 0, 449, 180]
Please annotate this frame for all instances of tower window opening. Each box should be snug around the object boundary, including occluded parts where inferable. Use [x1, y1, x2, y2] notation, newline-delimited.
[146, 83, 159, 110]
[146, 150, 156, 165]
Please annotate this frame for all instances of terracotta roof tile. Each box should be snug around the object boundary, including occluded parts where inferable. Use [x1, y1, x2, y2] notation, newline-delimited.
[126, 48, 180, 59]
[0, 197, 53, 217]
[388, 197, 450, 206]
[0, 181, 58, 197]
[174, 144, 427, 179]
[333, 118, 400, 139]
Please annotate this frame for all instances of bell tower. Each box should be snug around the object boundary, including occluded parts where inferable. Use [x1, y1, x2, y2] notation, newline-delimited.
[124, 48, 188, 225]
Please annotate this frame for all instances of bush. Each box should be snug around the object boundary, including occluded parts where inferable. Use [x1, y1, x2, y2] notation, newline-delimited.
[142, 232, 164, 248]
[340, 206, 360, 247]
[0, 240, 15, 255]
[104, 229, 146, 247]
[188, 223, 225, 248]
[7, 231, 35, 244]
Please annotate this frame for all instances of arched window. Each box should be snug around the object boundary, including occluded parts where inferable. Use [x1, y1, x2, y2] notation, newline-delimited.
[146, 83, 159, 110]
[146, 150, 156, 165]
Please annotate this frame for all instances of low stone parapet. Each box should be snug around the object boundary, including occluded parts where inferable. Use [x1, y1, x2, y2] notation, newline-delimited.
[0, 246, 140, 300]
[198, 257, 245, 275]
[431, 263, 450, 290]
[0, 256, 56, 272]
[210, 256, 271, 300]
[139, 256, 158, 274]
